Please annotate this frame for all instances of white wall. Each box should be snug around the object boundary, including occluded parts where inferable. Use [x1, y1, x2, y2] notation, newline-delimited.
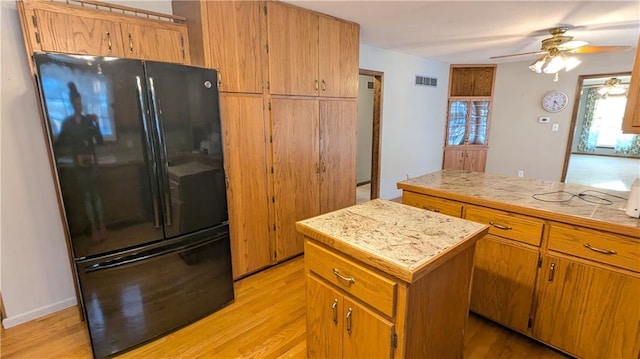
[0, 0, 173, 329]
[359, 44, 449, 199]
[487, 51, 635, 181]
[356, 75, 374, 184]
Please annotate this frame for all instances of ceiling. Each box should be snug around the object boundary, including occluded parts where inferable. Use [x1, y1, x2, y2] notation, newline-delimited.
[283, 1, 640, 64]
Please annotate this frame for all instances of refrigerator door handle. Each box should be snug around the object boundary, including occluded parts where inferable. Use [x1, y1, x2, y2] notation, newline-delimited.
[136, 76, 161, 229]
[148, 76, 173, 227]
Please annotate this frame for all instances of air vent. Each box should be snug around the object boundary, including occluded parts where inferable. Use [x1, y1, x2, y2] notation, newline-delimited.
[415, 75, 437, 87]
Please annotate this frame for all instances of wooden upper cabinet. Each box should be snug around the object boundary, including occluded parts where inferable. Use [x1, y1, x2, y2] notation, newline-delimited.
[267, 2, 319, 96]
[622, 37, 640, 134]
[449, 66, 496, 97]
[172, 0, 264, 93]
[120, 21, 189, 63]
[267, 2, 359, 98]
[31, 8, 125, 57]
[318, 16, 359, 98]
[17, 0, 189, 64]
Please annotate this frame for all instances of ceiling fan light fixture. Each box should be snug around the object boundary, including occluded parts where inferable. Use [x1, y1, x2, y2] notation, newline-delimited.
[597, 77, 628, 96]
[542, 55, 566, 74]
[562, 55, 581, 72]
[529, 56, 546, 73]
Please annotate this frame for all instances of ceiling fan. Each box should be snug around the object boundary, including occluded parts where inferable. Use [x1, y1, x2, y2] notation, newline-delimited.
[490, 27, 631, 79]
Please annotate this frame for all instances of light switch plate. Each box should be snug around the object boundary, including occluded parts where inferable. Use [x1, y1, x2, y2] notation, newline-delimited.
[552, 123, 559, 132]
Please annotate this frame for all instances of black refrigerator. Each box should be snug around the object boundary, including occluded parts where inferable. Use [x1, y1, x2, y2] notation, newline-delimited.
[33, 53, 234, 358]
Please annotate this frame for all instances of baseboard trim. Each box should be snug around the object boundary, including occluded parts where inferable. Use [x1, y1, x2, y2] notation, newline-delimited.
[2, 297, 77, 329]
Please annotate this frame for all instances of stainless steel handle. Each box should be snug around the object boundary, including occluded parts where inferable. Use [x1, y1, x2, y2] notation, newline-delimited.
[548, 262, 555, 282]
[346, 308, 353, 335]
[321, 79, 326, 91]
[106, 31, 112, 51]
[333, 268, 355, 285]
[584, 243, 617, 255]
[331, 299, 338, 325]
[489, 221, 512, 230]
[135, 76, 160, 229]
[128, 33, 134, 53]
[149, 77, 172, 227]
[422, 206, 440, 213]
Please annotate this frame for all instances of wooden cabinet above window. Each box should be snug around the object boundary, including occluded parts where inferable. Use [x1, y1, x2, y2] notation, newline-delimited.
[17, 0, 190, 65]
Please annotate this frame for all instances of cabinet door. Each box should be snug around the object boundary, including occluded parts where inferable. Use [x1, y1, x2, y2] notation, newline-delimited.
[343, 296, 394, 359]
[267, 2, 319, 96]
[120, 22, 187, 63]
[33, 9, 125, 57]
[622, 37, 640, 133]
[206, 1, 264, 93]
[220, 94, 272, 278]
[534, 255, 640, 358]
[467, 100, 490, 146]
[320, 100, 357, 213]
[271, 98, 320, 260]
[442, 148, 466, 170]
[463, 149, 487, 172]
[318, 16, 359, 98]
[445, 100, 468, 146]
[470, 235, 539, 333]
[307, 276, 343, 359]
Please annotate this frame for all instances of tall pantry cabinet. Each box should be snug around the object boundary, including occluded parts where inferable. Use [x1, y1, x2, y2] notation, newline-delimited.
[172, 0, 360, 277]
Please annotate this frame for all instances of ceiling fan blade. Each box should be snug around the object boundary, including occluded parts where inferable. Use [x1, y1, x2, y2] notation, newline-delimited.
[569, 45, 632, 54]
[558, 40, 589, 51]
[489, 50, 547, 59]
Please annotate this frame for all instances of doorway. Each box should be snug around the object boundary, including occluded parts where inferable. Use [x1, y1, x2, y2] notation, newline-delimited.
[356, 69, 383, 203]
[562, 72, 640, 191]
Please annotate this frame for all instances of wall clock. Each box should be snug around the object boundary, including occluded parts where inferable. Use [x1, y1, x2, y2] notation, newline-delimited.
[542, 90, 568, 113]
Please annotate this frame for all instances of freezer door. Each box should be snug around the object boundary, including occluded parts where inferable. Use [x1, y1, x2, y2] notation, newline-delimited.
[34, 53, 164, 259]
[76, 225, 234, 359]
[144, 62, 228, 239]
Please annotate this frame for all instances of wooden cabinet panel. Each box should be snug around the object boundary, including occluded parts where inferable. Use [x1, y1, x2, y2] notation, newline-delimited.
[205, 1, 264, 93]
[319, 100, 357, 213]
[33, 8, 125, 57]
[267, 2, 319, 96]
[442, 148, 466, 170]
[318, 16, 359, 98]
[402, 191, 463, 217]
[220, 94, 271, 278]
[307, 275, 343, 359]
[120, 22, 187, 63]
[622, 37, 640, 133]
[465, 205, 544, 246]
[534, 255, 640, 358]
[343, 296, 394, 359]
[470, 235, 539, 333]
[272, 98, 320, 261]
[449, 66, 495, 97]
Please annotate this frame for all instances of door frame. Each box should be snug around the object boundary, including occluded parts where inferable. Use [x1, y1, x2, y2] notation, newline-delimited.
[359, 69, 383, 199]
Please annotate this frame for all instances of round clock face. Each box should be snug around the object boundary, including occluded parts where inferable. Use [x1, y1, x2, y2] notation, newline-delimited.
[542, 91, 568, 113]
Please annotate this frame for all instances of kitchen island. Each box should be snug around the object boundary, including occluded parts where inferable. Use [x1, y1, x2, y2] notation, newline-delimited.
[296, 199, 489, 358]
[397, 170, 639, 358]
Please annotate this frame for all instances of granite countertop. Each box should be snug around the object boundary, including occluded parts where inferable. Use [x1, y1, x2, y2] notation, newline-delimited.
[397, 170, 639, 235]
[296, 199, 488, 282]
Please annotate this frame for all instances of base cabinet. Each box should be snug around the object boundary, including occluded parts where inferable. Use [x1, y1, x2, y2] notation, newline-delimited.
[469, 235, 539, 334]
[533, 255, 640, 358]
[307, 275, 394, 359]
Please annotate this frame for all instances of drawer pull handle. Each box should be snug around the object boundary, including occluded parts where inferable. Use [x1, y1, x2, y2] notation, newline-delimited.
[333, 268, 355, 285]
[489, 222, 512, 230]
[346, 308, 353, 335]
[331, 299, 338, 325]
[583, 243, 617, 255]
[422, 206, 440, 213]
[548, 262, 555, 282]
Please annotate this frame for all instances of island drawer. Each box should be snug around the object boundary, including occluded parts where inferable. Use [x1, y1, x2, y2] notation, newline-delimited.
[305, 240, 397, 317]
[547, 223, 640, 273]
[402, 191, 463, 217]
[465, 206, 544, 246]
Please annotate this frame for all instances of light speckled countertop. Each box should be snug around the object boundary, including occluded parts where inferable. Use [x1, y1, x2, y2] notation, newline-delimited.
[397, 170, 639, 237]
[296, 199, 488, 282]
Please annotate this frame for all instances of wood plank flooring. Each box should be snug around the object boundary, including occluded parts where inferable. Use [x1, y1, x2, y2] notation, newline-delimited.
[1, 256, 568, 358]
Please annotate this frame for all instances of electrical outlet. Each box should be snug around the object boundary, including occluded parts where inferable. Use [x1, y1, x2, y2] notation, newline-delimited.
[518, 170, 524, 178]
[552, 123, 560, 132]
[538, 116, 550, 123]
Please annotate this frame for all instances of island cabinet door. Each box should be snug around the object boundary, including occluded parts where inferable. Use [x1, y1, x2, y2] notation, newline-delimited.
[342, 296, 394, 359]
[533, 255, 640, 359]
[469, 235, 539, 333]
[307, 276, 343, 359]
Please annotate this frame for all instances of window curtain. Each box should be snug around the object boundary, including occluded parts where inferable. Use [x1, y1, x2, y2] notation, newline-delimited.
[576, 88, 599, 152]
[614, 134, 640, 156]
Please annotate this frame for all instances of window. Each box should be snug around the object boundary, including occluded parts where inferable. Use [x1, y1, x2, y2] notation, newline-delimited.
[39, 63, 116, 141]
[592, 95, 627, 148]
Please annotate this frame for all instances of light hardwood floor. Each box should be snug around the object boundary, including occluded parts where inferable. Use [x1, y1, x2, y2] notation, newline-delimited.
[1, 256, 568, 358]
